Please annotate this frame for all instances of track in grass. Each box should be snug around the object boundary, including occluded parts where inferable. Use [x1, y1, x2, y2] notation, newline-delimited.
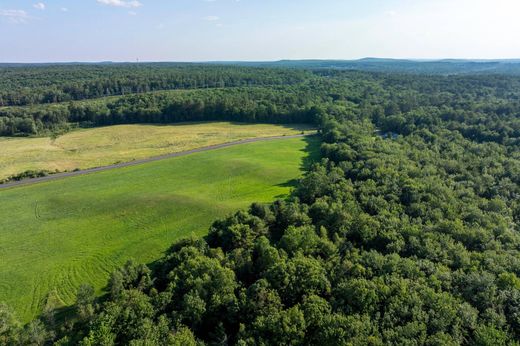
[0, 136, 320, 322]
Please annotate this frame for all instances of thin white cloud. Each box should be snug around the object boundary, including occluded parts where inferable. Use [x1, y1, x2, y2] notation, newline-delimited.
[33, 2, 45, 10]
[0, 9, 30, 23]
[97, 0, 142, 8]
[61, 7, 68, 12]
[204, 15, 219, 21]
[128, 11, 137, 16]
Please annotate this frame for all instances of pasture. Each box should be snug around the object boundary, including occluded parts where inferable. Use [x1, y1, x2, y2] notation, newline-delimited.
[0, 122, 314, 180]
[0, 136, 319, 322]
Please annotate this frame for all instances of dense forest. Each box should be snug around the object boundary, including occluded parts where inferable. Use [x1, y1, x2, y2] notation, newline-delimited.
[0, 64, 311, 107]
[2, 65, 520, 139]
[0, 86, 325, 136]
[2, 65, 520, 345]
[0, 64, 320, 135]
[229, 58, 520, 75]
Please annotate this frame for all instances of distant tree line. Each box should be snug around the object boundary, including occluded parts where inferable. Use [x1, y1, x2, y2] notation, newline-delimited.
[0, 86, 328, 136]
[2, 69, 520, 144]
[0, 64, 313, 107]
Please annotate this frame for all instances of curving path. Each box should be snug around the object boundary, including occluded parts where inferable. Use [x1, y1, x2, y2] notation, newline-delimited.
[0, 134, 315, 189]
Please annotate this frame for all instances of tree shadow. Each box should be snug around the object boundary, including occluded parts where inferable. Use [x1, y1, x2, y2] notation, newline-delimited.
[300, 134, 321, 171]
[274, 134, 321, 199]
[52, 305, 76, 326]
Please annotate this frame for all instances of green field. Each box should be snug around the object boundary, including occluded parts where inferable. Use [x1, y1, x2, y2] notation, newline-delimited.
[0, 122, 314, 180]
[0, 136, 319, 322]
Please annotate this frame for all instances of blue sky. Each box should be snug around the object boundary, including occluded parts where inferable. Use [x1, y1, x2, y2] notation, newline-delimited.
[1, 0, 519, 62]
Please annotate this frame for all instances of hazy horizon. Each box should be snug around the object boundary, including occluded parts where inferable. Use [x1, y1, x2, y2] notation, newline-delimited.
[3, 57, 520, 65]
[2, 0, 520, 63]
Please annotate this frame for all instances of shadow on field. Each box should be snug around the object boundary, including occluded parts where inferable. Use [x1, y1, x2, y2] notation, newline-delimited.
[300, 134, 322, 171]
[52, 305, 76, 326]
[274, 134, 321, 199]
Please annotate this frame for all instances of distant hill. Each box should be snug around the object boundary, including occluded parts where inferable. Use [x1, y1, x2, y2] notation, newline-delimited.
[220, 58, 520, 75]
[3, 58, 520, 74]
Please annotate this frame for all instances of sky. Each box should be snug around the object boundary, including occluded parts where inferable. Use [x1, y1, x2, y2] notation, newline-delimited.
[1, 0, 520, 62]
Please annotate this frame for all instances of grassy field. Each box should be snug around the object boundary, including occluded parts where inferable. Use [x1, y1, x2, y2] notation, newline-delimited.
[0, 122, 314, 180]
[0, 136, 319, 322]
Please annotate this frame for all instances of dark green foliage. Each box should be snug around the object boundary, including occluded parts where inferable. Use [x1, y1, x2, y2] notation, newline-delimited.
[0, 308, 53, 346]
[5, 64, 520, 141]
[0, 304, 21, 345]
[0, 86, 323, 135]
[0, 170, 51, 184]
[75, 285, 95, 324]
[0, 64, 311, 107]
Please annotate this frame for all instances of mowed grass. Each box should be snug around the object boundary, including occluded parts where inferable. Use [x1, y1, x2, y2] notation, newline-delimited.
[0, 136, 320, 322]
[0, 122, 314, 180]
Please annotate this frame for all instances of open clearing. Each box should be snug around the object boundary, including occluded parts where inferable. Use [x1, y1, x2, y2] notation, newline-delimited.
[0, 136, 320, 322]
[0, 122, 314, 180]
